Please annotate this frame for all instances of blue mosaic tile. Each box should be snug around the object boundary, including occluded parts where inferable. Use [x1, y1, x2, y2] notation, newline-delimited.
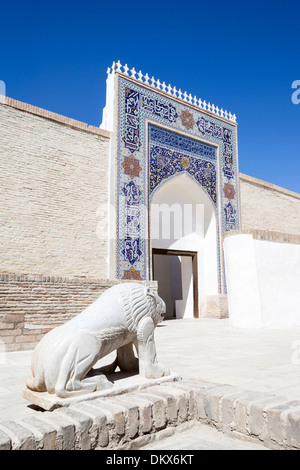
[149, 144, 217, 205]
[149, 125, 216, 161]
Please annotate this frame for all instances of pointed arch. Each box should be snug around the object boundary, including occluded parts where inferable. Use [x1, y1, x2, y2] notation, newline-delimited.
[150, 173, 219, 318]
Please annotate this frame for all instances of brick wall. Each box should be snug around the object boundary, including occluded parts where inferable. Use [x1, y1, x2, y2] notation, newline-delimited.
[239, 173, 300, 236]
[0, 273, 157, 351]
[0, 97, 110, 278]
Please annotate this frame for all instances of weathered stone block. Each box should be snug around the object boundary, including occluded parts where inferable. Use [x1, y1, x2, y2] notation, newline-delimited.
[0, 421, 36, 450]
[286, 411, 300, 449]
[221, 391, 246, 427]
[265, 401, 300, 447]
[151, 397, 166, 430]
[0, 429, 11, 450]
[114, 411, 126, 436]
[139, 401, 153, 434]
[55, 408, 93, 450]
[138, 386, 179, 424]
[139, 392, 167, 431]
[22, 416, 57, 450]
[234, 391, 264, 434]
[113, 396, 139, 439]
[44, 412, 76, 450]
[70, 402, 109, 448]
[248, 403, 268, 439]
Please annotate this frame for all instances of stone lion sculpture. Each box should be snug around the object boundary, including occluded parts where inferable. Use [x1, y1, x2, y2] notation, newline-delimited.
[26, 282, 170, 398]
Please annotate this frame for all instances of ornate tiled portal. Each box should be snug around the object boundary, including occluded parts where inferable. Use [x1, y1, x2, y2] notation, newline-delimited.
[149, 125, 217, 205]
[103, 62, 240, 292]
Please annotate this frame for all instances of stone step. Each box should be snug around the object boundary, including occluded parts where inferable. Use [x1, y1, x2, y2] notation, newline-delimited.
[1, 380, 300, 450]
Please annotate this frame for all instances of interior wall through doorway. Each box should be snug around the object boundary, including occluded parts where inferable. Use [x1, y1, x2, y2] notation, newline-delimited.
[152, 249, 197, 319]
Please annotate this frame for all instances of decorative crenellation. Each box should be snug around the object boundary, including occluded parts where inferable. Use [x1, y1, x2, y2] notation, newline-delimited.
[108, 60, 237, 123]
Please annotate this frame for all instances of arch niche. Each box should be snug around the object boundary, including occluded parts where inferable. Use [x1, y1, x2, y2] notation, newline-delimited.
[150, 172, 218, 319]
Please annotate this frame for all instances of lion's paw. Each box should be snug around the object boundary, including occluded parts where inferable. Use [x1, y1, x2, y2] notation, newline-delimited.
[145, 362, 170, 379]
[95, 374, 113, 391]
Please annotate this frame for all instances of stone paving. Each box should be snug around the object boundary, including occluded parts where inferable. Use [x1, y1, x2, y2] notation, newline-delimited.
[142, 422, 268, 450]
[1, 318, 300, 449]
[155, 318, 300, 401]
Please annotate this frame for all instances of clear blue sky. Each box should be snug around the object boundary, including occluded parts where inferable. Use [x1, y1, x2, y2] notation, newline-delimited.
[1, 0, 299, 193]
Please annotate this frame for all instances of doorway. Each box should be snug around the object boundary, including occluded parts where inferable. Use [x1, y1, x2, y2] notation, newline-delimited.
[152, 248, 199, 319]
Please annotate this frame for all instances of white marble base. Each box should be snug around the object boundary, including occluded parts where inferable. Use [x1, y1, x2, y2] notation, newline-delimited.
[22, 372, 181, 411]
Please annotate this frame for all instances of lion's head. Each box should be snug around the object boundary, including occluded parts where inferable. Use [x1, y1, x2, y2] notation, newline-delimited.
[147, 288, 166, 326]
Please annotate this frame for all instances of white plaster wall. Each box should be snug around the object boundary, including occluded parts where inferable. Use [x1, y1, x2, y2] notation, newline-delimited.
[223, 235, 263, 328]
[223, 234, 300, 328]
[255, 240, 300, 327]
[100, 71, 117, 279]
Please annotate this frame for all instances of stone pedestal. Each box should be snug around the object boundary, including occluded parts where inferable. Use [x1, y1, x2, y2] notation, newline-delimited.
[23, 372, 181, 411]
[202, 295, 228, 319]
